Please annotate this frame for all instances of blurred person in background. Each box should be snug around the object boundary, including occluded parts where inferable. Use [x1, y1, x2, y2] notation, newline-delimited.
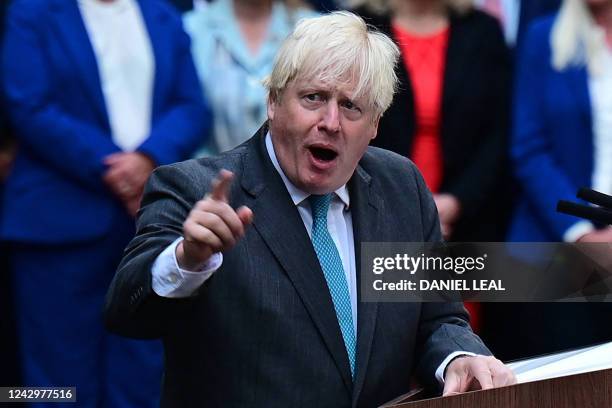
[475, 0, 562, 360]
[475, 0, 561, 49]
[353, 0, 512, 244]
[1, 0, 209, 406]
[492, 0, 612, 360]
[351, 0, 511, 334]
[184, 0, 317, 155]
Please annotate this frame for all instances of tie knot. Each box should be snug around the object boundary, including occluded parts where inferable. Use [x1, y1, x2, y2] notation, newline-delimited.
[308, 194, 332, 221]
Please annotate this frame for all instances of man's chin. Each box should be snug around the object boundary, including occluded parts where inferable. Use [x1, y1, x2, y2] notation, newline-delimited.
[299, 178, 343, 195]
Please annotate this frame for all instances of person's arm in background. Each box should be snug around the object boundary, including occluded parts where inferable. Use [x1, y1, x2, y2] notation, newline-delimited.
[439, 14, 512, 238]
[135, 7, 210, 167]
[511, 20, 590, 240]
[103, 4, 212, 214]
[105, 163, 207, 339]
[1, 1, 121, 191]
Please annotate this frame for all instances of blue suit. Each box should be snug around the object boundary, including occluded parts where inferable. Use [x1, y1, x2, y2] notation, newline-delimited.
[501, 14, 612, 361]
[1, 0, 209, 406]
[515, 0, 560, 49]
[508, 15, 593, 242]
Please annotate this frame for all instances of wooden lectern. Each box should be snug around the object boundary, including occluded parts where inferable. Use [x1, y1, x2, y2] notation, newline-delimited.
[384, 368, 612, 407]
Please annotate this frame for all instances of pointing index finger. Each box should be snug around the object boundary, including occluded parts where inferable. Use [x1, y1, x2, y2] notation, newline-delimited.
[210, 169, 234, 203]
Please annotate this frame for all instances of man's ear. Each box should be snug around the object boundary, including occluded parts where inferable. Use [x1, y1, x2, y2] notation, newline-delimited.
[267, 93, 277, 121]
[370, 114, 381, 140]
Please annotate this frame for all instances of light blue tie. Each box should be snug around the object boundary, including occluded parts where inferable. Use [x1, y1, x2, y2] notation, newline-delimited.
[308, 194, 356, 378]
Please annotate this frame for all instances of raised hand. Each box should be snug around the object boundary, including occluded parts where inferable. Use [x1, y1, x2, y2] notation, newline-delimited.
[176, 169, 253, 271]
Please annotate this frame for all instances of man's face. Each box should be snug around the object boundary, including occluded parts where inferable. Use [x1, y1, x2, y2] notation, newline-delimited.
[267, 77, 379, 195]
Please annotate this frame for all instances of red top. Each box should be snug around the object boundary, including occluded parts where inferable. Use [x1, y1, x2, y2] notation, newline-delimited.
[392, 23, 449, 193]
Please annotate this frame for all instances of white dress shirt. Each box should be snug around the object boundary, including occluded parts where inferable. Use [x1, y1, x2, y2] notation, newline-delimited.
[564, 47, 612, 242]
[78, 0, 154, 152]
[151, 132, 473, 382]
[152, 132, 357, 330]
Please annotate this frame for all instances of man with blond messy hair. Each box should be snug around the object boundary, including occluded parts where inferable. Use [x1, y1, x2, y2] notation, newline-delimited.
[105, 11, 514, 407]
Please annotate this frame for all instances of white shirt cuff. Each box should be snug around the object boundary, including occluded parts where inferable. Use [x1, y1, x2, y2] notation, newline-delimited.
[435, 351, 477, 384]
[151, 237, 223, 298]
[563, 220, 595, 242]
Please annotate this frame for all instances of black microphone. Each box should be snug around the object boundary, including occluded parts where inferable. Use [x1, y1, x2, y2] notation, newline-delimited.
[577, 188, 612, 210]
[557, 200, 612, 225]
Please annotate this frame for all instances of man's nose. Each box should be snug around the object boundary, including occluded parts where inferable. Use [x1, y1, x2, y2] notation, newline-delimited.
[319, 102, 340, 133]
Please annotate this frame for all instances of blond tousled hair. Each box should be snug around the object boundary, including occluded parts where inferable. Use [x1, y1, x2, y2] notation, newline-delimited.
[264, 11, 400, 118]
[551, 0, 608, 75]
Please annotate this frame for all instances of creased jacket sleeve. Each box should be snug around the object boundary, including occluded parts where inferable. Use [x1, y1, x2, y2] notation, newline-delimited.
[411, 162, 491, 389]
[105, 162, 208, 338]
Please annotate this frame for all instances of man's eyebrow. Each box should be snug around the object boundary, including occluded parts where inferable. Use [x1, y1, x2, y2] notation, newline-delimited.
[339, 93, 360, 104]
[299, 85, 331, 93]
[298, 84, 358, 101]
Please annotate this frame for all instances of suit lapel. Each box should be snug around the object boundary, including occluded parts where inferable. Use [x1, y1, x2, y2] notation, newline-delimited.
[349, 166, 383, 406]
[567, 67, 592, 131]
[241, 127, 354, 393]
[50, 0, 109, 128]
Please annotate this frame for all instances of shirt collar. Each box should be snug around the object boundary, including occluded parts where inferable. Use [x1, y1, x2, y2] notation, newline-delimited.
[265, 132, 350, 209]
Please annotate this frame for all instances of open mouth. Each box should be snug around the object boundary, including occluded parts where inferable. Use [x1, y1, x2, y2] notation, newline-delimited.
[309, 146, 338, 162]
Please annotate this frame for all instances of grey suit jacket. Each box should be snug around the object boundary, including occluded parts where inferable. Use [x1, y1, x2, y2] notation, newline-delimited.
[105, 125, 490, 407]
